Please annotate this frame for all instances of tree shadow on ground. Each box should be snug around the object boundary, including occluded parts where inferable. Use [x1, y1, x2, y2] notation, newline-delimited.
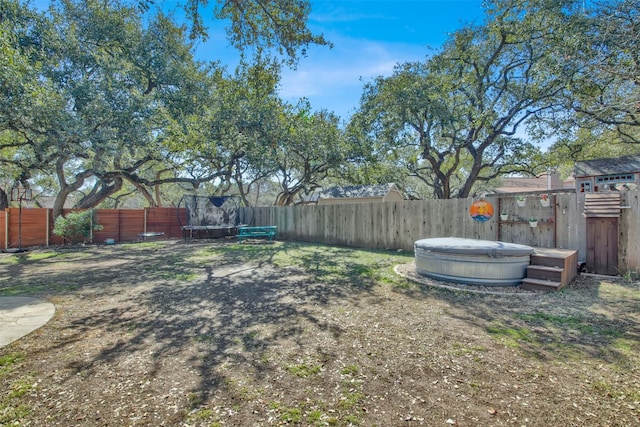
[394, 271, 640, 368]
[1, 240, 398, 423]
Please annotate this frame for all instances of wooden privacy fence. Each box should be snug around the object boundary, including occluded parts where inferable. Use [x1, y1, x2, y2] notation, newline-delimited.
[1, 207, 186, 248]
[249, 194, 578, 252]
[2, 190, 639, 272]
[249, 190, 640, 272]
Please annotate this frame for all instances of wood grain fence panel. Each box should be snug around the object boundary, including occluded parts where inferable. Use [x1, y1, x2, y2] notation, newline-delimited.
[301, 206, 314, 241]
[341, 204, 353, 246]
[249, 207, 265, 230]
[366, 202, 378, 248]
[351, 203, 364, 248]
[385, 202, 397, 249]
[286, 207, 295, 239]
[439, 199, 453, 238]
[432, 199, 446, 239]
[306, 205, 317, 240]
[366, 202, 380, 249]
[20, 209, 49, 247]
[261, 207, 275, 235]
[454, 199, 467, 238]
[390, 202, 400, 248]
[93, 210, 122, 242]
[382, 202, 394, 249]
[306, 205, 319, 243]
[330, 204, 343, 246]
[400, 201, 414, 248]
[329, 204, 343, 246]
[268, 207, 281, 236]
[93, 209, 141, 242]
[621, 190, 640, 271]
[411, 200, 426, 245]
[292, 207, 303, 240]
[282, 206, 295, 239]
[5, 208, 49, 248]
[359, 203, 370, 247]
[403, 201, 420, 248]
[315, 205, 325, 244]
[247, 195, 591, 253]
[145, 207, 186, 239]
[297, 206, 308, 240]
[555, 194, 572, 250]
[413, 201, 426, 242]
[310, 205, 322, 242]
[121, 210, 145, 241]
[337, 204, 350, 246]
[295, 206, 308, 241]
[256, 207, 270, 233]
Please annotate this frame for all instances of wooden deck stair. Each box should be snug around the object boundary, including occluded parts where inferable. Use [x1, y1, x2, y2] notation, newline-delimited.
[521, 248, 578, 292]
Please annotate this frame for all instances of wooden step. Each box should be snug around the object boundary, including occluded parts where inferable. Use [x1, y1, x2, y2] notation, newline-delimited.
[521, 277, 563, 292]
[530, 248, 579, 285]
[526, 265, 565, 283]
[530, 254, 565, 269]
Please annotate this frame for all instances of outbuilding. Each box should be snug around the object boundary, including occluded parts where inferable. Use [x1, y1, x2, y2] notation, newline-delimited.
[574, 155, 640, 193]
[316, 183, 404, 205]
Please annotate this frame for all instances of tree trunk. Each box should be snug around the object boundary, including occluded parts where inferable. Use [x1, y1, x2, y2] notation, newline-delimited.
[52, 158, 93, 219]
[76, 177, 124, 209]
[0, 188, 8, 210]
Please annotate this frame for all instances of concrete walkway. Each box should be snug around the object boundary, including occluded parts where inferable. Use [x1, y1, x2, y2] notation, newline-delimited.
[0, 297, 55, 348]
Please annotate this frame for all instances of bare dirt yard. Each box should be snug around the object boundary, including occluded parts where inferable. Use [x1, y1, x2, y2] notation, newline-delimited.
[0, 239, 639, 426]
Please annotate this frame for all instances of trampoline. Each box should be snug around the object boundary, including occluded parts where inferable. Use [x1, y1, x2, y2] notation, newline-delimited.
[178, 195, 251, 240]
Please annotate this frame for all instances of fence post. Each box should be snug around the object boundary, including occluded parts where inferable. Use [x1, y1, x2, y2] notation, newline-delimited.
[4, 210, 7, 250]
[46, 209, 50, 247]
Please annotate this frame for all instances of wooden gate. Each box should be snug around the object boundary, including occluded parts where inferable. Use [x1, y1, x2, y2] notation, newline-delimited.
[584, 193, 621, 275]
[586, 217, 618, 275]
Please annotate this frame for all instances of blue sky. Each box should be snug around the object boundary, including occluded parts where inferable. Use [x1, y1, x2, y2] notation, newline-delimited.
[194, 0, 486, 121]
[32, 0, 486, 121]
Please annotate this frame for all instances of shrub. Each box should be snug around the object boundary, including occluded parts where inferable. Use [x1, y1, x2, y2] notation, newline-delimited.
[53, 210, 103, 244]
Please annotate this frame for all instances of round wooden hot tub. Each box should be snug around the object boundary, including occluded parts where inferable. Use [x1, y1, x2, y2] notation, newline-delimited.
[414, 237, 534, 286]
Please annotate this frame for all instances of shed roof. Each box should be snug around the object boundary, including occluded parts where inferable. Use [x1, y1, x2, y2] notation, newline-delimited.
[574, 155, 640, 178]
[317, 183, 398, 199]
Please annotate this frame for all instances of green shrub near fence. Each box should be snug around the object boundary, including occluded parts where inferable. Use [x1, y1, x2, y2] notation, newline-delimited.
[53, 210, 103, 244]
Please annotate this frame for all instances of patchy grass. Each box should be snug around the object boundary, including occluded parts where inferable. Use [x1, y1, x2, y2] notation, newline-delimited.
[0, 354, 32, 425]
[193, 241, 413, 289]
[486, 324, 536, 348]
[0, 353, 23, 376]
[0, 240, 638, 426]
[286, 362, 322, 378]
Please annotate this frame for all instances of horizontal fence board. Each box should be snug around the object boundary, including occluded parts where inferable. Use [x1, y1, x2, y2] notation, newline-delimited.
[4, 208, 49, 248]
[93, 209, 145, 242]
[1, 207, 186, 248]
[145, 207, 187, 239]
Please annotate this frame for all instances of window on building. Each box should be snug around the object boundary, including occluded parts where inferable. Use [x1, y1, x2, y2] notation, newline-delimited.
[579, 181, 592, 193]
[595, 174, 634, 184]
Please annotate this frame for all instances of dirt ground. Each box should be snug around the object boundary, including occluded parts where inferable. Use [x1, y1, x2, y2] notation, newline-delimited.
[0, 239, 639, 426]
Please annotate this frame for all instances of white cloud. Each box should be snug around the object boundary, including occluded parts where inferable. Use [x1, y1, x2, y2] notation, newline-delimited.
[278, 36, 427, 118]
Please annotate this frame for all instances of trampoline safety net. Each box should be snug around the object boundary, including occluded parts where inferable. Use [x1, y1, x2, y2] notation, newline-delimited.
[181, 195, 245, 229]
